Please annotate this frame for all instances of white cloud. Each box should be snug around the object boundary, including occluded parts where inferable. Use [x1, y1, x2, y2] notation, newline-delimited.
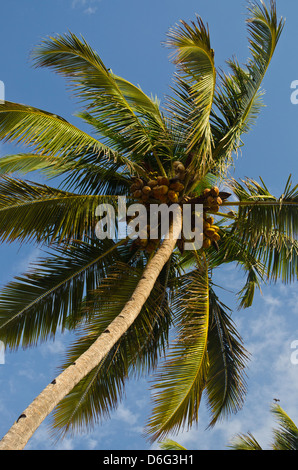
[71, 0, 100, 14]
[84, 6, 97, 14]
[114, 403, 139, 426]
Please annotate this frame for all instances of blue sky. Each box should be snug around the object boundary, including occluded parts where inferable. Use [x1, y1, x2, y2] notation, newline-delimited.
[0, 0, 297, 450]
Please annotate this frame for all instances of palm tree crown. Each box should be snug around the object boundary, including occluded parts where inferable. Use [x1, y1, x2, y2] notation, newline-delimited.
[0, 0, 296, 450]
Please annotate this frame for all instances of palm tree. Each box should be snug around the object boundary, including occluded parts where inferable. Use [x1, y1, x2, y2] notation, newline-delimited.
[0, 0, 295, 451]
[160, 404, 298, 450]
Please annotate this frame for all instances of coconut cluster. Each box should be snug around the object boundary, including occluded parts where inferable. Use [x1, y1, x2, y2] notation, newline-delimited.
[201, 186, 222, 213]
[128, 163, 229, 253]
[202, 214, 220, 249]
[130, 161, 186, 205]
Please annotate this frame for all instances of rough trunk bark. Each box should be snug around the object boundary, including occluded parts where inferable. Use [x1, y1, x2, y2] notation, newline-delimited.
[0, 209, 182, 450]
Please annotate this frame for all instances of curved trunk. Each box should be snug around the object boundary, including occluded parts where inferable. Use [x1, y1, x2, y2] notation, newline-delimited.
[0, 210, 181, 450]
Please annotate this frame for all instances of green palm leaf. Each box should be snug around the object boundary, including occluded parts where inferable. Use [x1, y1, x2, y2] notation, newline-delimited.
[159, 439, 187, 451]
[146, 256, 209, 442]
[0, 101, 116, 161]
[226, 176, 298, 283]
[31, 32, 169, 166]
[206, 288, 249, 426]
[165, 16, 216, 169]
[211, 0, 284, 171]
[0, 176, 121, 244]
[0, 239, 126, 348]
[229, 431, 263, 450]
[271, 404, 298, 450]
[229, 404, 298, 450]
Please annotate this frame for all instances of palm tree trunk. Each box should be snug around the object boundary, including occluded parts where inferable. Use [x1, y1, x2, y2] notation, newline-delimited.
[0, 209, 182, 450]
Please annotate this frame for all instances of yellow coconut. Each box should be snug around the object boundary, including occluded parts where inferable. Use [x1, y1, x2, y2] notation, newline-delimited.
[159, 185, 169, 195]
[168, 190, 179, 203]
[135, 178, 144, 189]
[148, 179, 158, 188]
[203, 188, 211, 197]
[210, 186, 219, 196]
[205, 228, 216, 238]
[203, 238, 211, 249]
[142, 185, 151, 194]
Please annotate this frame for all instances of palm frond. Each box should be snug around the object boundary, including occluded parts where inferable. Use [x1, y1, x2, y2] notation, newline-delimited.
[207, 226, 266, 308]
[0, 153, 65, 176]
[146, 255, 209, 442]
[206, 288, 249, 426]
[271, 404, 298, 450]
[31, 33, 169, 165]
[165, 16, 216, 171]
[0, 151, 131, 196]
[229, 431, 263, 450]
[236, 265, 263, 309]
[226, 176, 298, 283]
[0, 239, 126, 349]
[0, 101, 118, 162]
[159, 439, 187, 450]
[211, 0, 284, 172]
[0, 176, 122, 244]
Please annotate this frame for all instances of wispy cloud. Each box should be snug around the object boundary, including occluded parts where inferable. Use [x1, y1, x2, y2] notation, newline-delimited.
[71, 0, 101, 14]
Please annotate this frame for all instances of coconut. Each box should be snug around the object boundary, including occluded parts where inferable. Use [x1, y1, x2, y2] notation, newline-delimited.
[135, 178, 144, 189]
[159, 195, 169, 203]
[160, 176, 170, 186]
[210, 186, 219, 196]
[142, 186, 151, 194]
[175, 163, 185, 173]
[148, 179, 158, 188]
[207, 196, 215, 207]
[203, 188, 211, 197]
[170, 181, 184, 192]
[203, 238, 211, 249]
[168, 190, 178, 203]
[159, 185, 169, 195]
[205, 228, 216, 237]
[130, 183, 138, 192]
[133, 190, 142, 198]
